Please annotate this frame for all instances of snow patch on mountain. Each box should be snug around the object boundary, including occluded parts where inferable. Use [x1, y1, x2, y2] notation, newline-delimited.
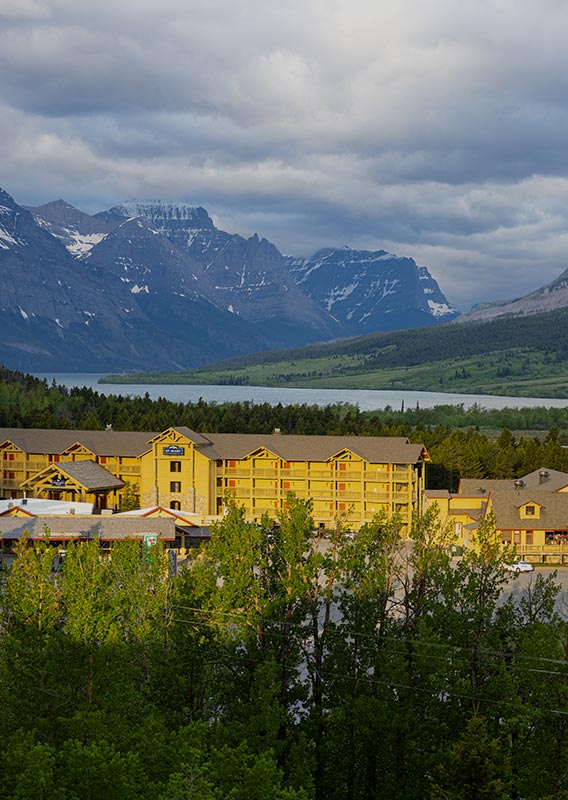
[66, 231, 107, 257]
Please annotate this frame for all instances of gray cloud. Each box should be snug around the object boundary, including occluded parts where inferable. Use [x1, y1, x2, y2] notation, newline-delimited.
[2, 0, 568, 310]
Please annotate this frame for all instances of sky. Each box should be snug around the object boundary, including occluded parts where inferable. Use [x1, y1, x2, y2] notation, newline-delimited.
[2, 0, 568, 311]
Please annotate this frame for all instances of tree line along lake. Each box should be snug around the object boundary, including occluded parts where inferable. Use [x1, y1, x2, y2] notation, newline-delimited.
[39, 373, 568, 412]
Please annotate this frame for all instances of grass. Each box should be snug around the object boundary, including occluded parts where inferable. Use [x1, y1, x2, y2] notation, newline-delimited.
[101, 347, 568, 398]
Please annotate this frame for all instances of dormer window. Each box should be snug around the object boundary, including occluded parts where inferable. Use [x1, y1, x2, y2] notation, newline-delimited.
[520, 502, 541, 520]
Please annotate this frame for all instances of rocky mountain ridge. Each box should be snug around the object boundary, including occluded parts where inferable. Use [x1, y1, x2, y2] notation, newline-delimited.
[2, 187, 458, 371]
[456, 268, 568, 324]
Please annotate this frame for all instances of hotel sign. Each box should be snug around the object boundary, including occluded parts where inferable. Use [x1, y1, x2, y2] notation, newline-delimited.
[163, 445, 185, 456]
[51, 478, 67, 487]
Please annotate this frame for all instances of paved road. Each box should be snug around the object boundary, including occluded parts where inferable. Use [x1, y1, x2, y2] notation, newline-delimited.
[501, 566, 568, 617]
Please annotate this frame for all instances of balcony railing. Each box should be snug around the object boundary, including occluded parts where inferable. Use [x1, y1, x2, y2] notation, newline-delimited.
[223, 469, 251, 478]
[251, 468, 278, 478]
[121, 465, 140, 476]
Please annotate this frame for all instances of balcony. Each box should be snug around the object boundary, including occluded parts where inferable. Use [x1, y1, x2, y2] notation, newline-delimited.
[336, 491, 361, 500]
[251, 468, 278, 478]
[223, 468, 251, 478]
[280, 470, 305, 479]
[253, 487, 279, 498]
[121, 465, 141, 476]
[364, 492, 390, 501]
[364, 470, 390, 481]
[309, 490, 334, 500]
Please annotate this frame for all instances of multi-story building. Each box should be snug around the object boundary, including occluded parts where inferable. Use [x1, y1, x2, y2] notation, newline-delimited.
[0, 426, 429, 531]
[424, 467, 568, 559]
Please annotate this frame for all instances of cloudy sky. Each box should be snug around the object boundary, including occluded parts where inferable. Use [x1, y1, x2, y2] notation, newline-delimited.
[2, 0, 568, 310]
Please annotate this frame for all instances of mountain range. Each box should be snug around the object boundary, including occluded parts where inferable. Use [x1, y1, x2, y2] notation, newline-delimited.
[0, 187, 460, 372]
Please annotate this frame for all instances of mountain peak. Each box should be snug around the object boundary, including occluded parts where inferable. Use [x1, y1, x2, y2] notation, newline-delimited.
[104, 200, 215, 230]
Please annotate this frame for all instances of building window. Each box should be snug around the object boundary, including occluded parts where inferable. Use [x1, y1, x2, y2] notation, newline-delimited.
[170, 481, 181, 493]
[100, 457, 107, 464]
[170, 501, 181, 510]
[525, 505, 535, 516]
[526, 531, 533, 545]
[514, 530, 521, 545]
[454, 522, 463, 537]
[170, 461, 182, 472]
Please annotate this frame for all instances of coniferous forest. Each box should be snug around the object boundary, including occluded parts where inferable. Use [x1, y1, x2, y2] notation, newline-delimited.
[2, 502, 567, 799]
[3, 365, 568, 490]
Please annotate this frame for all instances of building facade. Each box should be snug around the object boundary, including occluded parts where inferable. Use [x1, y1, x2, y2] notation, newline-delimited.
[0, 426, 429, 531]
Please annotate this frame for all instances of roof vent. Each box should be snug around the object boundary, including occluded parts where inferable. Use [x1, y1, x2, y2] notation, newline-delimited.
[514, 479, 525, 489]
[7, 502, 13, 508]
[273, 428, 281, 435]
[21, 498, 28, 505]
[539, 469, 550, 484]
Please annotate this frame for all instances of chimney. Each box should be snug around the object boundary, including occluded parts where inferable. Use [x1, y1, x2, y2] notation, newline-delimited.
[273, 428, 281, 435]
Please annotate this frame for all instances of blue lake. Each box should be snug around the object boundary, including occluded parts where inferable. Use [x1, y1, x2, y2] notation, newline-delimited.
[38, 374, 568, 412]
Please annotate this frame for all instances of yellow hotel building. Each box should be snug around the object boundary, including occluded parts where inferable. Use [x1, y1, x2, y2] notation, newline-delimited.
[0, 426, 429, 531]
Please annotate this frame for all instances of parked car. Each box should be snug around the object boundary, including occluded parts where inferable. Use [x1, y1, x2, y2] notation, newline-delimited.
[504, 560, 535, 573]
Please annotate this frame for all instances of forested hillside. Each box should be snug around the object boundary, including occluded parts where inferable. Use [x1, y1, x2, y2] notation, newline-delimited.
[113, 306, 568, 397]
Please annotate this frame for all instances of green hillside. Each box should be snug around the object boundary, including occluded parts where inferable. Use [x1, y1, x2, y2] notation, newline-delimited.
[102, 307, 568, 397]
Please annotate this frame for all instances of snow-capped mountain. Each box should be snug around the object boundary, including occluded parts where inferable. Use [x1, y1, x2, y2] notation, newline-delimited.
[287, 248, 457, 334]
[1, 187, 459, 372]
[101, 201, 344, 345]
[29, 199, 115, 257]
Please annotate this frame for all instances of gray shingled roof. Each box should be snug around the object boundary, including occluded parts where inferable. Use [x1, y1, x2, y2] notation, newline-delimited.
[488, 489, 568, 530]
[197, 434, 427, 464]
[459, 479, 518, 495]
[0, 516, 175, 540]
[460, 468, 568, 497]
[518, 468, 568, 493]
[57, 461, 125, 490]
[0, 428, 156, 457]
[0, 427, 428, 466]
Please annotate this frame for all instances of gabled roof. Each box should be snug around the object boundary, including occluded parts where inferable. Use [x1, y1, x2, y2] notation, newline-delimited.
[487, 489, 568, 530]
[0, 428, 156, 458]
[195, 434, 427, 464]
[21, 461, 124, 491]
[148, 427, 210, 447]
[460, 468, 568, 496]
[519, 468, 568, 493]
[116, 506, 200, 525]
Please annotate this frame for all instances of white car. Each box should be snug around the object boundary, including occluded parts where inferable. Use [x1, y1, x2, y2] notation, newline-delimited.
[504, 560, 535, 573]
